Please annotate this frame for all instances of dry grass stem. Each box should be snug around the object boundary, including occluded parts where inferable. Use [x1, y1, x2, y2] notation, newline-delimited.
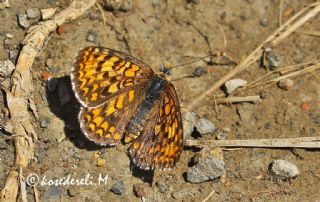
[295, 29, 320, 37]
[201, 190, 216, 202]
[248, 62, 320, 89]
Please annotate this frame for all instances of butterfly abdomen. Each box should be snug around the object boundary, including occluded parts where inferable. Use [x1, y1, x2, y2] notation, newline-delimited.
[124, 76, 167, 142]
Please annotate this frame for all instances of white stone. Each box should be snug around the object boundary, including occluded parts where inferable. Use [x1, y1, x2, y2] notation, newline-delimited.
[224, 79, 247, 94]
[270, 159, 300, 179]
[41, 8, 57, 20]
[0, 60, 15, 77]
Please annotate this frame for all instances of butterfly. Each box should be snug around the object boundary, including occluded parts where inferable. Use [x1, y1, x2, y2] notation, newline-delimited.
[70, 46, 184, 170]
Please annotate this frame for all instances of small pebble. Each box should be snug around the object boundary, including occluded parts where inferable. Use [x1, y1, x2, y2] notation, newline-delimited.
[56, 26, 65, 35]
[5, 33, 13, 39]
[133, 183, 149, 198]
[156, 181, 169, 194]
[236, 103, 254, 122]
[260, 18, 268, 27]
[103, 0, 133, 12]
[41, 8, 57, 20]
[300, 102, 311, 111]
[269, 159, 300, 179]
[265, 51, 282, 70]
[26, 8, 40, 19]
[259, 90, 267, 99]
[224, 79, 247, 94]
[215, 129, 227, 140]
[310, 110, 320, 126]
[35, 148, 46, 163]
[182, 111, 197, 139]
[195, 118, 215, 135]
[44, 186, 61, 200]
[189, 0, 200, 4]
[88, 12, 102, 21]
[152, 0, 160, 7]
[0, 60, 15, 77]
[87, 31, 98, 42]
[67, 187, 78, 197]
[46, 58, 53, 67]
[171, 188, 198, 199]
[187, 156, 226, 183]
[9, 50, 19, 62]
[4, 39, 14, 48]
[3, 123, 13, 134]
[97, 158, 107, 167]
[93, 152, 100, 159]
[40, 117, 51, 128]
[110, 181, 125, 195]
[0, 0, 10, 9]
[278, 78, 294, 91]
[17, 13, 30, 29]
[193, 66, 206, 77]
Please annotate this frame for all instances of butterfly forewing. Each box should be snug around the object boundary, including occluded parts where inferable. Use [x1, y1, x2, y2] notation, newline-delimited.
[71, 46, 154, 108]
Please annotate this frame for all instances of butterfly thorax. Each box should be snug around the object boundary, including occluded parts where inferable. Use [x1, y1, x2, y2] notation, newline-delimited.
[124, 75, 167, 142]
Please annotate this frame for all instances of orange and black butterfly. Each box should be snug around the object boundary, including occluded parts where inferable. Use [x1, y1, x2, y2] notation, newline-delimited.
[70, 46, 183, 170]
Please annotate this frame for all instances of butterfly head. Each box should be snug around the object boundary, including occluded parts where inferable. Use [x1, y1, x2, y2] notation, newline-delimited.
[159, 64, 173, 77]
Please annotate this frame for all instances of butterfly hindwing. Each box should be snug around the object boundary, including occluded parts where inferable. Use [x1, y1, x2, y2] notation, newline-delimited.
[129, 83, 184, 170]
[71, 46, 154, 107]
[79, 86, 147, 145]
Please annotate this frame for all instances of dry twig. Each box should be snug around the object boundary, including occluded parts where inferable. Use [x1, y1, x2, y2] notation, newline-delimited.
[188, 2, 320, 109]
[215, 95, 261, 104]
[186, 136, 320, 148]
[0, 171, 19, 202]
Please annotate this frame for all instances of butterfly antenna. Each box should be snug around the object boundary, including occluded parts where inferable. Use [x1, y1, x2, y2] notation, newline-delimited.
[172, 52, 223, 69]
[140, 17, 166, 68]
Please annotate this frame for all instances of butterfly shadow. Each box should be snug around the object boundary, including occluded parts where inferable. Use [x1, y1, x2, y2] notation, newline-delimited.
[128, 160, 155, 184]
[46, 76, 157, 183]
[46, 76, 106, 151]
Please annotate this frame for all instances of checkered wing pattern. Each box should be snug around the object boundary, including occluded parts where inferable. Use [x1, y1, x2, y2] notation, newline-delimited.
[71, 46, 154, 145]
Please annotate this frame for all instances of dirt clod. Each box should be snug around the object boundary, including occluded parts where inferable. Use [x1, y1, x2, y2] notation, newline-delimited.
[133, 183, 149, 198]
[26, 8, 40, 19]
